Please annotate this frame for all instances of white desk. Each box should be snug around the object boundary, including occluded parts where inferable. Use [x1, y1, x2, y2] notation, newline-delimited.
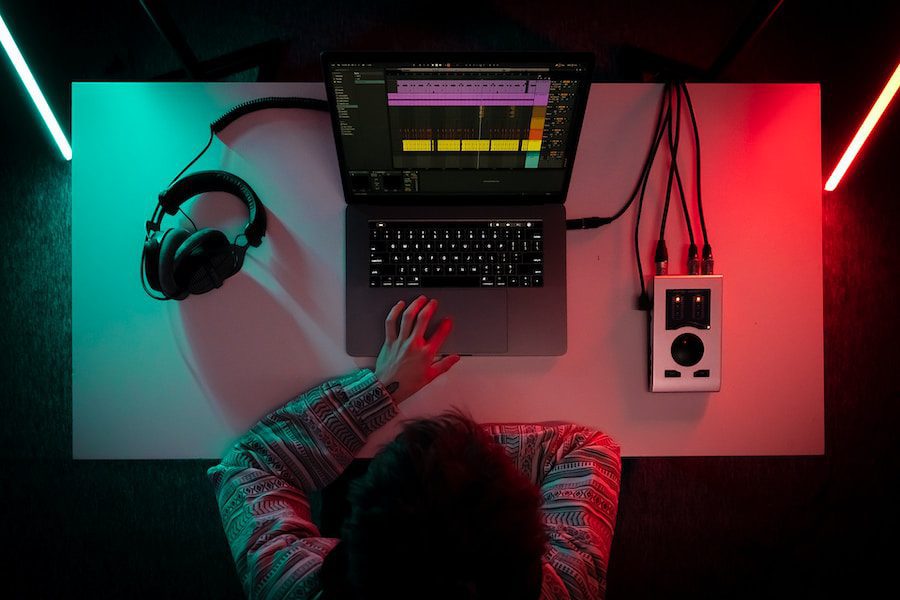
[72, 82, 823, 458]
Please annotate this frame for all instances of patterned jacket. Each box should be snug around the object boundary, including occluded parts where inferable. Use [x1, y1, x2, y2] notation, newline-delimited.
[208, 369, 621, 599]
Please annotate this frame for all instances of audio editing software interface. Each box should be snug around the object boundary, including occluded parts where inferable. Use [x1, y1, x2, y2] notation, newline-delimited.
[328, 59, 590, 196]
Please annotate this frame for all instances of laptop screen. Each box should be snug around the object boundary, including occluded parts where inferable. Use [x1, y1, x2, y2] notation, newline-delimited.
[322, 52, 594, 203]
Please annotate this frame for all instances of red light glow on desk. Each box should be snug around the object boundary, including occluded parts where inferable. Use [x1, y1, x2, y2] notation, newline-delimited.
[825, 62, 900, 192]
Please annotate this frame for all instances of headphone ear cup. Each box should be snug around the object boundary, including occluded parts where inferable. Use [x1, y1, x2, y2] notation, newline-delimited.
[173, 228, 236, 295]
[158, 228, 193, 300]
[143, 234, 163, 293]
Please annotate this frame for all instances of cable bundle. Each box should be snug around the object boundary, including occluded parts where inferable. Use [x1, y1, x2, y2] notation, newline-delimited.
[567, 82, 713, 309]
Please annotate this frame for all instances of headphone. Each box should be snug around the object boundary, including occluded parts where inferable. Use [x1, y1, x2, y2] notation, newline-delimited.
[141, 96, 328, 300]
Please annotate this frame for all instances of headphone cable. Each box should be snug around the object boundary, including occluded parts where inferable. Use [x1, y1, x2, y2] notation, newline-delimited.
[179, 207, 199, 232]
[167, 129, 215, 188]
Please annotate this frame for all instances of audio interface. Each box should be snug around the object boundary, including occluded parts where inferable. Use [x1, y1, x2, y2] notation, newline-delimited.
[650, 275, 723, 392]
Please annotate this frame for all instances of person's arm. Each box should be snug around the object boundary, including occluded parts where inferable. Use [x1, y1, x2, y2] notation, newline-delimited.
[207, 369, 397, 599]
[486, 424, 622, 600]
[208, 295, 460, 599]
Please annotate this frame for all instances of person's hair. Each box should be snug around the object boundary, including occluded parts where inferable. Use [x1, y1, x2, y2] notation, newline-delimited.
[321, 410, 547, 600]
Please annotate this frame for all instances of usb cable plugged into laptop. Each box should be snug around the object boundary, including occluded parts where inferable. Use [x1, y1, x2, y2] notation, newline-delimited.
[565, 216, 612, 230]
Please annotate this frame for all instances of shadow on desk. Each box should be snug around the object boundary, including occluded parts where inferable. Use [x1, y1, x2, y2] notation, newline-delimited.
[606, 302, 711, 423]
[171, 199, 358, 433]
[176, 271, 335, 431]
[262, 211, 342, 338]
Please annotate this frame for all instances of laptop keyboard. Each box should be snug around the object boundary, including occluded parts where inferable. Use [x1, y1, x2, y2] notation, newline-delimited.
[368, 220, 544, 288]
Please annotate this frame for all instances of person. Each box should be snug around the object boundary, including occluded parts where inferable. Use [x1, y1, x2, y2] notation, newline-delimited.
[208, 295, 621, 599]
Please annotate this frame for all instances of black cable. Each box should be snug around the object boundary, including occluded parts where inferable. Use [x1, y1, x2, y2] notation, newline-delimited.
[179, 207, 198, 232]
[567, 81, 708, 304]
[210, 97, 328, 134]
[679, 82, 708, 248]
[653, 82, 683, 275]
[672, 155, 695, 246]
[659, 82, 683, 242]
[668, 84, 698, 272]
[148, 126, 212, 301]
[167, 129, 214, 188]
[663, 84, 693, 244]
[635, 86, 674, 308]
[679, 82, 712, 273]
[566, 83, 672, 230]
[169, 97, 329, 188]
[636, 83, 674, 295]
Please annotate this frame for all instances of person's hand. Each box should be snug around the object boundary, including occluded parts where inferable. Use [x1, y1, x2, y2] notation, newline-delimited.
[374, 295, 461, 404]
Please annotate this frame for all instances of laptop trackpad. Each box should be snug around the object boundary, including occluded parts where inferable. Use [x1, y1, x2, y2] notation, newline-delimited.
[427, 289, 507, 355]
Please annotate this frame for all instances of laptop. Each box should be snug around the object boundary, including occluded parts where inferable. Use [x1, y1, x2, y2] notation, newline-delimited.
[322, 52, 594, 356]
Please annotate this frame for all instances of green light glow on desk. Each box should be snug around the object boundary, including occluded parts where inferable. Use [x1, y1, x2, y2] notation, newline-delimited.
[0, 11, 72, 160]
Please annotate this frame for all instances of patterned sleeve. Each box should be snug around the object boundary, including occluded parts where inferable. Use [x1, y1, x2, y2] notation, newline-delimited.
[486, 424, 622, 600]
[207, 369, 397, 600]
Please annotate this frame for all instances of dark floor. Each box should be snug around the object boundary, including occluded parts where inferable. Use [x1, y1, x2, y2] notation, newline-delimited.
[1, 1, 898, 597]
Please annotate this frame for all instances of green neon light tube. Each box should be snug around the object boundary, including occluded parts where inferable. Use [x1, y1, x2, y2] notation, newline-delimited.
[0, 12, 72, 160]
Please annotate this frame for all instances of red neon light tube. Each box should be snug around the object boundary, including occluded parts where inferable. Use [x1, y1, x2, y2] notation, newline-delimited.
[825, 62, 900, 191]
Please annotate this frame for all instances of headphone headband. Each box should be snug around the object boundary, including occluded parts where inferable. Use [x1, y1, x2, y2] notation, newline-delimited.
[158, 170, 267, 246]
